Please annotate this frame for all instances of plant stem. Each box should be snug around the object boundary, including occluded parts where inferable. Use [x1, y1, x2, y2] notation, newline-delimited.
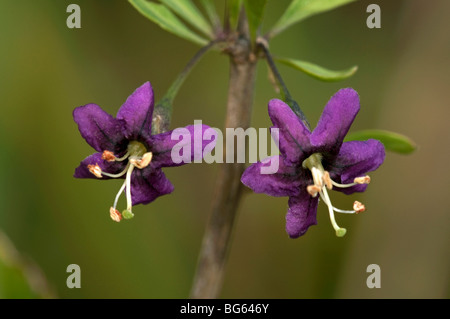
[152, 41, 217, 134]
[190, 20, 257, 299]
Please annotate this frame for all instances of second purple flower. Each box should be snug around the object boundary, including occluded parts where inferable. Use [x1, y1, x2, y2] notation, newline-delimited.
[241, 88, 385, 238]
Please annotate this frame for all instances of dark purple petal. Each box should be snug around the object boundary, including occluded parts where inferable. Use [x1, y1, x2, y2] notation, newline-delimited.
[329, 139, 385, 194]
[310, 88, 360, 155]
[241, 156, 307, 197]
[268, 99, 312, 165]
[74, 152, 127, 179]
[73, 104, 125, 153]
[116, 82, 154, 140]
[285, 192, 319, 238]
[130, 168, 174, 205]
[148, 124, 215, 168]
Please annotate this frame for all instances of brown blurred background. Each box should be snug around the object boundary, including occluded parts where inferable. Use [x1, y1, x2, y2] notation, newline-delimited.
[0, 0, 448, 298]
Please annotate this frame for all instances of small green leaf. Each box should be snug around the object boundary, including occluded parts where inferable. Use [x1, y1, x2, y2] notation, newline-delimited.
[270, 0, 357, 37]
[129, 0, 208, 46]
[276, 57, 358, 82]
[200, 0, 221, 30]
[244, 0, 268, 40]
[159, 0, 213, 38]
[228, 0, 243, 30]
[345, 130, 417, 154]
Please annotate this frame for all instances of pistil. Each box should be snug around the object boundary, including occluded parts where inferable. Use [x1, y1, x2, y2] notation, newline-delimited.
[123, 163, 135, 219]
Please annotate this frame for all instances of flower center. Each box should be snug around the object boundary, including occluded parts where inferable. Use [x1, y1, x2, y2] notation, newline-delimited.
[302, 153, 370, 237]
[87, 141, 153, 222]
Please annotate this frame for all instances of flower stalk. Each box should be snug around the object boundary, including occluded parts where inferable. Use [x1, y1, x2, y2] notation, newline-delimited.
[152, 40, 218, 134]
[257, 39, 310, 130]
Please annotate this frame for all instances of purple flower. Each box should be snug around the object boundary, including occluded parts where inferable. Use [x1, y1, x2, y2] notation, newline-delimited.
[73, 82, 212, 221]
[241, 88, 385, 238]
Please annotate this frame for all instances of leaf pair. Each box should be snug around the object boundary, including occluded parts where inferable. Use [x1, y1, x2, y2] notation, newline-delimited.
[234, 0, 357, 42]
[129, 0, 214, 46]
[128, 0, 358, 46]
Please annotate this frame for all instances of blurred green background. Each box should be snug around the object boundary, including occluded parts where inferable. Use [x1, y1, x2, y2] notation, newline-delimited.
[0, 0, 449, 298]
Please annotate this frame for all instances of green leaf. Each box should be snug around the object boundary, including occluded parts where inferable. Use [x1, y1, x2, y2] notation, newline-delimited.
[200, 0, 221, 30]
[228, 0, 243, 30]
[271, 0, 357, 37]
[345, 130, 417, 154]
[129, 0, 208, 46]
[244, 0, 268, 40]
[276, 57, 357, 82]
[159, 0, 213, 38]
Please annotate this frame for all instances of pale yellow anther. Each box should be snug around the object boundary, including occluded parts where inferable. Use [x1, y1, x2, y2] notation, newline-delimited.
[323, 171, 333, 190]
[109, 207, 122, 222]
[129, 152, 153, 169]
[353, 201, 366, 213]
[139, 152, 153, 169]
[102, 150, 116, 162]
[307, 185, 322, 198]
[354, 175, 371, 185]
[87, 164, 102, 178]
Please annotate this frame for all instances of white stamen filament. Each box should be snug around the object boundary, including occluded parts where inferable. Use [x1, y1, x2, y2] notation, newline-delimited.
[115, 151, 131, 162]
[101, 164, 130, 179]
[330, 179, 357, 188]
[332, 207, 357, 214]
[125, 164, 135, 211]
[320, 187, 345, 235]
[318, 191, 357, 214]
[113, 179, 127, 210]
[330, 175, 371, 188]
